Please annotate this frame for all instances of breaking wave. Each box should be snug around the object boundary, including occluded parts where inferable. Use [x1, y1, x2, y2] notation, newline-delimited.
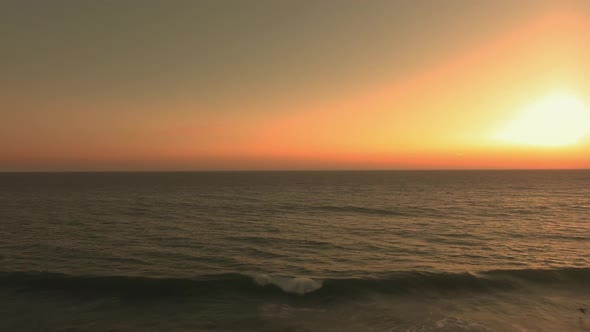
[0, 268, 587, 298]
[251, 274, 322, 294]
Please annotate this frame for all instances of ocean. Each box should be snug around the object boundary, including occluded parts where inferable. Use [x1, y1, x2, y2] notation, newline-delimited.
[1, 170, 589, 331]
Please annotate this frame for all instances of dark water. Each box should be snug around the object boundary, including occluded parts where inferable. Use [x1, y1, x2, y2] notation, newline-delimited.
[1, 171, 589, 331]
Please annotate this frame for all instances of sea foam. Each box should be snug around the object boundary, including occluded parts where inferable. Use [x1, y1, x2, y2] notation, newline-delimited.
[252, 274, 323, 295]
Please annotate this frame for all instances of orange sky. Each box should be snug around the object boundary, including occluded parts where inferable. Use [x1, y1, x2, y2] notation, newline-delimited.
[2, 2, 590, 171]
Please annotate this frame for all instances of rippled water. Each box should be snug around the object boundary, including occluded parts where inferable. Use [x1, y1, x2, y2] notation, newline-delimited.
[1, 171, 589, 331]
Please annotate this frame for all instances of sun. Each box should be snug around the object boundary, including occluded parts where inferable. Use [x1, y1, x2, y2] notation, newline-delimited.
[494, 92, 590, 147]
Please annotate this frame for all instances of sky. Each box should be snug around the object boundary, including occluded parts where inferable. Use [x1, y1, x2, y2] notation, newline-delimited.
[2, 0, 590, 171]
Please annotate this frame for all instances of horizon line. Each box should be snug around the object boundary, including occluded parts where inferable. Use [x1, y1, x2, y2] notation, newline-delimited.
[1, 168, 589, 174]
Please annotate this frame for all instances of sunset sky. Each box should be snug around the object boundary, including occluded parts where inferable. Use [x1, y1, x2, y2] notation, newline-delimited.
[2, 1, 590, 171]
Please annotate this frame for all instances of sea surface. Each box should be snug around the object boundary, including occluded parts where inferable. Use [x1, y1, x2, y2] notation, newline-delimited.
[1, 170, 589, 331]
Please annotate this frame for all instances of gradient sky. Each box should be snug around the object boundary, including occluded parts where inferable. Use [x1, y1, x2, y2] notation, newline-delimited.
[2, 0, 590, 171]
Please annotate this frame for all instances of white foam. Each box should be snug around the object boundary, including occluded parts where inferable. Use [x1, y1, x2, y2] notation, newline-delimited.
[252, 274, 323, 295]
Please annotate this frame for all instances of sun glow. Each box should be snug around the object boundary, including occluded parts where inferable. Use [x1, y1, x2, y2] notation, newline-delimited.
[494, 92, 590, 147]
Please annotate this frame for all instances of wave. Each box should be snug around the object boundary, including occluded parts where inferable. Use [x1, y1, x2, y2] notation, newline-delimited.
[0, 268, 588, 298]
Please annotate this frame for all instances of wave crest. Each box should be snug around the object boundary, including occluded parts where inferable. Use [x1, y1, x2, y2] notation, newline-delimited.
[252, 274, 323, 295]
[1, 268, 587, 298]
